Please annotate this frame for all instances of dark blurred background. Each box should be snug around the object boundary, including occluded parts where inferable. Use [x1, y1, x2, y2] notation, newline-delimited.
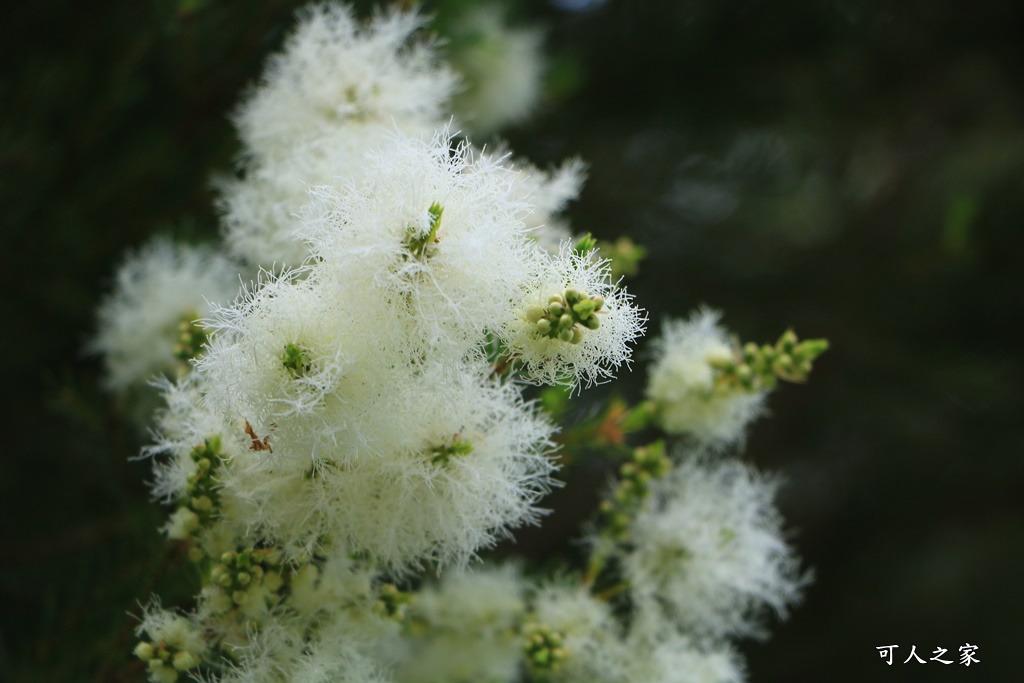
[3, 1, 1022, 681]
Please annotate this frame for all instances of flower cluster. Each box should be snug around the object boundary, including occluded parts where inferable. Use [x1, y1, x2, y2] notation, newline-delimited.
[91, 3, 825, 682]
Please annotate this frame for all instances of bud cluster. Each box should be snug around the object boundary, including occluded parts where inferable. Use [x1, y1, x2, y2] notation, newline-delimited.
[710, 330, 829, 394]
[598, 441, 671, 540]
[373, 583, 414, 620]
[523, 623, 569, 677]
[207, 547, 287, 612]
[133, 639, 199, 683]
[167, 436, 225, 542]
[173, 313, 209, 363]
[525, 287, 605, 345]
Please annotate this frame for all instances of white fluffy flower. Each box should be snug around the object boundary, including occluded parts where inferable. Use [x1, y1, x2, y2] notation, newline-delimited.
[528, 583, 627, 683]
[221, 120, 450, 269]
[623, 454, 807, 640]
[447, 6, 545, 135]
[300, 128, 545, 362]
[234, 4, 457, 162]
[92, 237, 239, 390]
[626, 635, 745, 683]
[222, 4, 457, 268]
[646, 309, 764, 446]
[502, 246, 645, 388]
[214, 610, 391, 683]
[395, 564, 526, 683]
[135, 603, 209, 683]
[210, 366, 557, 568]
[144, 373, 237, 502]
[198, 269, 366, 435]
[622, 608, 747, 683]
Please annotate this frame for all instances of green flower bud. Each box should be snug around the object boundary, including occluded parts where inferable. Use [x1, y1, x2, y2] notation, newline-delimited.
[558, 314, 573, 330]
[263, 571, 284, 593]
[558, 328, 574, 343]
[536, 318, 552, 334]
[584, 315, 601, 330]
[570, 327, 584, 344]
[152, 665, 178, 683]
[565, 287, 583, 304]
[573, 299, 596, 318]
[134, 642, 155, 661]
[796, 339, 830, 358]
[172, 651, 198, 672]
[549, 302, 564, 317]
[525, 305, 545, 323]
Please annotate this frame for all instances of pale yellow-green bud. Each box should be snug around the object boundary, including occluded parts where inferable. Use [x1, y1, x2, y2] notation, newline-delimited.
[779, 329, 798, 351]
[549, 302, 565, 317]
[263, 571, 284, 593]
[584, 315, 601, 330]
[558, 314, 573, 330]
[558, 328, 573, 342]
[134, 641, 155, 661]
[773, 354, 793, 372]
[570, 327, 584, 344]
[172, 651, 198, 672]
[150, 662, 179, 683]
[525, 304, 545, 323]
[236, 571, 251, 586]
[573, 299, 596, 318]
[536, 319, 551, 334]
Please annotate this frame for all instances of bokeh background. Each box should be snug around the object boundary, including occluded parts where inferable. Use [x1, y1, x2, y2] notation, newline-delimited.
[3, 0, 1022, 681]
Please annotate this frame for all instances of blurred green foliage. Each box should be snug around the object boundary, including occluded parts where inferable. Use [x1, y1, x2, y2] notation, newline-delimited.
[4, 0, 1023, 681]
